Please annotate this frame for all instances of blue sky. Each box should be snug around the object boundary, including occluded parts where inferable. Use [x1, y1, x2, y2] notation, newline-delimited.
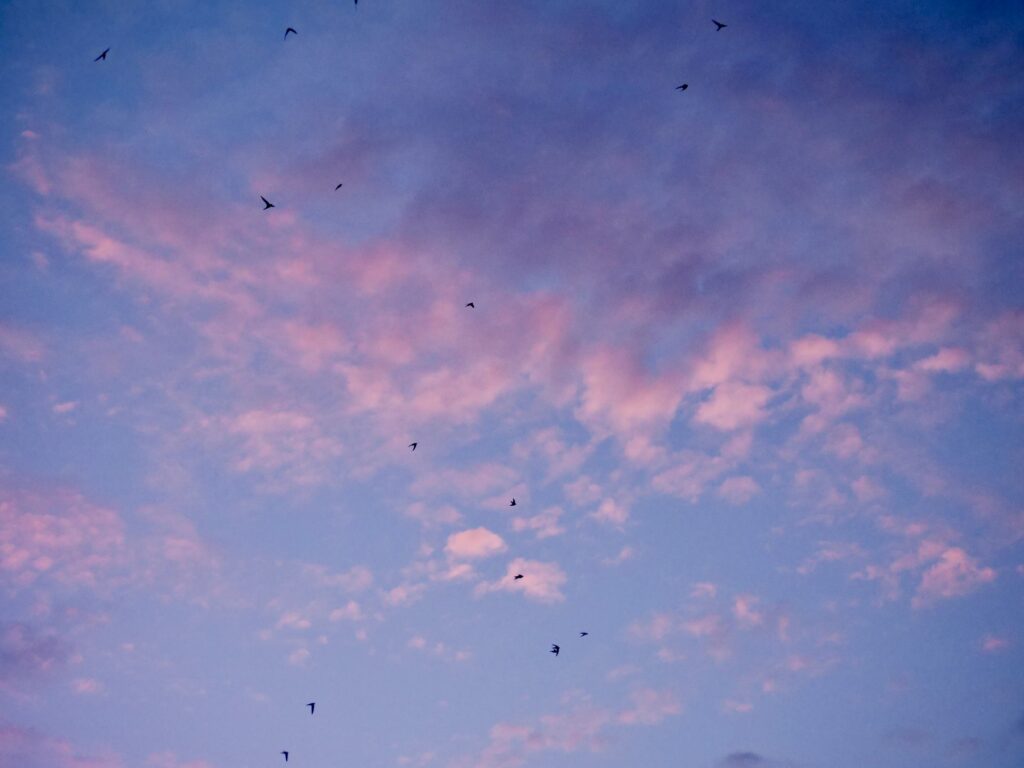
[1, 1, 1023, 767]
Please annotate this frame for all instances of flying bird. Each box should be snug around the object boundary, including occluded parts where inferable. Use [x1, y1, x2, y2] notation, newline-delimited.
[307, 702, 315, 714]
[408, 442, 418, 451]
[713, 19, 727, 30]
[550, 644, 560, 657]
[465, 302, 475, 308]
[281, 752, 289, 762]
[285, 27, 297, 39]
[509, 498, 517, 507]
[676, 83, 688, 91]
[94, 48, 109, 61]
[335, 182, 344, 190]
[514, 573, 524, 580]
[261, 196, 275, 210]
[579, 632, 588, 637]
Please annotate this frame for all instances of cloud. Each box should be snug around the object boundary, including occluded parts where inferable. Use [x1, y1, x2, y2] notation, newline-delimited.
[0, 491, 126, 592]
[691, 582, 717, 599]
[70, 678, 103, 695]
[445, 528, 507, 560]
[328, 601, 363, 622]
[617, 688, 682, 725]
[511, 507, 565, 539]
[718, 476, 761, 505]
[476, 558, 567, 603]
[589, 498, 629, 527]
[465, 688, 682, 768]
[405, 502, 462, 528]
[695, 383, 772, 431]
[719, 753, 767, 767]
[602, 546, 634, 566]
[980, 634, 1010, 653]
[0, 723, 122, 768]
[733, 595, 765, 628]
[0, 623, 71, 687]
[717, 753, 770, 768]
[912, 547, 996, 608]
[146, 753, 215, 768]
[302, 564, 374, 593]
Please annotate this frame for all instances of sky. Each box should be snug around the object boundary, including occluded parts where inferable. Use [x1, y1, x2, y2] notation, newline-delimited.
[1, 1, 1023, 767]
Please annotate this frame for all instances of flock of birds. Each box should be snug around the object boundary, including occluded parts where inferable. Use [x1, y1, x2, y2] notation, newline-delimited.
[91, 10, 730, 763]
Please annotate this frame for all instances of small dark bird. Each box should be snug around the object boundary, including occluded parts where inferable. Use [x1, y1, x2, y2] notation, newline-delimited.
[465, 302, 475, 308]
[713, 19, 727, 30]
[509, 498, 517, 507]
[676, 83, 688, 91]
[285, 27, 297, 39]
[335, 183, 344, 190]
[550, 644, 560, 657]
[513, 573, 524, 580]
[281, 752, 289, 762]
[307, 702, 315, 714]
[94, 48, 109, 62]
[579, 632, 588, 637]
[408, 442, 418, 451]
[261, 196, 275, 210]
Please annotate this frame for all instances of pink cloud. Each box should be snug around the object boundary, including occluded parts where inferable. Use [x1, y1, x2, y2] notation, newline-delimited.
[302, 564, 373, 593]
[575, 346, 684, 436]
[146, 752, 215, 768]
[694, 382, 772, 431]
[445, 528, 507, 559]
[0, 723, 122, 768]
[912, 547, 996, 608]
[511, 507, 565, 539]
[404, 502, 462, 528]
[0, 324, 45, 363]
[718, 476, 761, 505]
[71, 678, 103, 696]
[691, 582, 718, 599]
[980, 634, 1010, 653]
[914, 347, 970, 373]
[733, 595, 765, 628]
[0, 490, 126, 593]
[476, 558, 567, 603]
[602, 546, 635, 566]
[328, 601, 363, 622]
[629, 612, 677, 643]
[590, 498, 629, 527]
[617, 688, 682, 725]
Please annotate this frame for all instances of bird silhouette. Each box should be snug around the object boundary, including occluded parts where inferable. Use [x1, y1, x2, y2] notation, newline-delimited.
[550, 644, 560, 656]
[285, 27, 297, 39]
[579, 632, 588, 637]
[676, 83, 688, 91]
[713, 19, 727, 30]
[335, 183, 344, 190]
[408, 442, 418, 451]
[514, 573, 524, 580]
[94, 48, 109, 62]
[281, 752, 289, 762]
[261, 196, 275, 210]
[465, 302, 475, 308]
[509, 498, 517, 507]
[307, 702, 315, 714]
